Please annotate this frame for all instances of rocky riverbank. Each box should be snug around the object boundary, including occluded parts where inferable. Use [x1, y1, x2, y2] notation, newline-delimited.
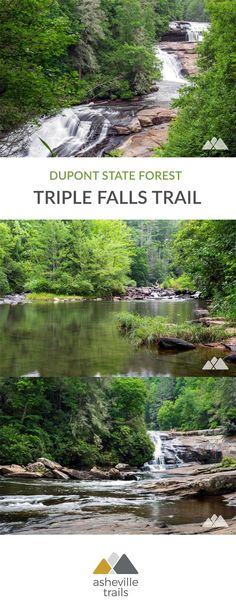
[0, 286, 201, 304]
[0, 458, 138, 482]
[121, 285, 201, 300]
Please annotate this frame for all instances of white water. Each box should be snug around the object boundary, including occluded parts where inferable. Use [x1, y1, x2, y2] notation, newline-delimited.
[27, 106, 113, 157]
[0, 21, 209, 157]
[147, 431, 166, 471]
[156, 48, 187, 84]
[26, 46, 187, 157]
[186, 22, 209, 42]
[146, 431, 183, 472]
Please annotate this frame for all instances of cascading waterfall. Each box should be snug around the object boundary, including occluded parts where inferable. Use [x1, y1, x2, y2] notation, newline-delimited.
[145, 431, 183, 472]
[0, 21, 209, 158]
[155, 47, 187, 84]
[27, 106, 113, 158]
[186, 22, 209, 42]
[147, 431, 166, 471]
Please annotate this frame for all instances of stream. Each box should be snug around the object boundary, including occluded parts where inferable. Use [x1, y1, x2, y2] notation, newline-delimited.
[0, 298, 234, 377]
[0, 432, 235, 535]
[0, 22, 207, 158]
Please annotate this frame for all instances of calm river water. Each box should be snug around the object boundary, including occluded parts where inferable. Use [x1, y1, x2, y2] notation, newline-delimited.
[0, 299, 234, 377]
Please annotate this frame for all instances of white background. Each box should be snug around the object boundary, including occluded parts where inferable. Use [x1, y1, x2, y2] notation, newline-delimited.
[0, 156, 235, 606]
[0, 535, 235, 608]
[0, 157, 235, 219]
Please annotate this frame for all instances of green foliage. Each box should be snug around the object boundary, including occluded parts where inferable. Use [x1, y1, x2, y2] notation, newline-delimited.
[161, 273, 195, 292]
[0, 220, 234, 323]
[144, 377, 236, 433]
[105, 149, 124, 158]
[155, 0, 236, 157]
[0, 0, 81, 131]
[0, 220, 134, 297]
[1, 0, 175, 131]
[128, 220, 179, 286]
[0, 377, 235, 466]
[183, 0, 208, 21]
[218, 456, 236, 468]
[170, 221, 236, 319]
[117, 312, 232, 346]
[0, 378, 153, 467]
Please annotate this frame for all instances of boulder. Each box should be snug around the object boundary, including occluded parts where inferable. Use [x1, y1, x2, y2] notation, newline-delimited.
[26, 462, 53, 477]
[143, 469, 236, 498]
[53, 469, 70, 480]
[225, 354, 236, 364]
[158, 337, 196, 351]
[137, 107, 177, 127]
[90, 466, 109, 479]
[118, 125, 170, 157]
[114, 118, 141, 135]
[195, 309, 210, 317]
[115, 463, 131, 471]
[123, 473, 138, 481]
[198, 317, 226, 326]
[150, 84, 159, 93]
[0, 465, 43, 478]
[38, 457, 62, 471]
[0, 464, 26, 475]
[61, 467, 83, 480]
[108, 468, 123, 479]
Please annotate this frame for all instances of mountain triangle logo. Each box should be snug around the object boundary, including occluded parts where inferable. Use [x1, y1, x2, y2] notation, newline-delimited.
[93, 553, 138, 575]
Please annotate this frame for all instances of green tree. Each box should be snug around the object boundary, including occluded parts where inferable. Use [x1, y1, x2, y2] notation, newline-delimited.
[156, 0, 236, 157]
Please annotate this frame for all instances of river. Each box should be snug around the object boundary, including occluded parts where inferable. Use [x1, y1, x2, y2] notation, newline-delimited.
[0, 298, 234, 377]
[0, 22, 208, 158]
[0, 432, 235, 535]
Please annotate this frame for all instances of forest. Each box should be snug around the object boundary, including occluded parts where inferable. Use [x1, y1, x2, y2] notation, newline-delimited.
[0, 1, 234, 157]
[0, 0, 189, 133]
[0, 377, 235, 467]
[157, 0, 236, 156]
[0, 220, 235, 319]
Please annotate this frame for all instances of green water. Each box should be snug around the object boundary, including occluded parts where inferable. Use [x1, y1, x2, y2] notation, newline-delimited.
[0, 299, 234, 377]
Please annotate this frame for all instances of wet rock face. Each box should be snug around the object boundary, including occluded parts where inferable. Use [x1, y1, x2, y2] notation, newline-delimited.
[225, 354, 236, 364]
[177, 447, 222, 464]
[159, 434, 222, 466]
[143, 469, 236, 498]
[158, 337, 196, 351]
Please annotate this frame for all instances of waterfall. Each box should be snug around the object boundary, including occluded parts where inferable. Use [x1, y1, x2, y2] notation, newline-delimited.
[0, 20, 210, 158]
[156, 48, 187, 84]
[186, 22, 209, 43]
[26, 106, 113, 157]
[147, 431, 166, 471]
[145, 431, 183, 472]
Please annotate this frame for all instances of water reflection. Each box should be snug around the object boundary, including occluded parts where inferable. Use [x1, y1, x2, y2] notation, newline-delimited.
[0, 300, 234, 376]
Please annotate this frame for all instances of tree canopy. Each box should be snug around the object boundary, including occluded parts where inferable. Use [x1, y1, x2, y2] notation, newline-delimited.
[156, 0, 236, 156]
[0, 377, 235, 467]
[0, 220, 235, 319]
[0, 377, 153, 467]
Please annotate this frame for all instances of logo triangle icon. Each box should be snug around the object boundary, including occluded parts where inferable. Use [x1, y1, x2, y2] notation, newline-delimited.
[215, 138, 228, 150]
[113, 554, 138, 574]
[215, 516, 229, 528]
[93, 559, 111, 574]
